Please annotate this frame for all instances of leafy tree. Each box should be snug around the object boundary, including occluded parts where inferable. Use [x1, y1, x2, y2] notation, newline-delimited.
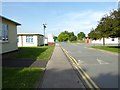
[69, 35, 77, 41]
[77, 32, 86, 40]
[68, 32, 77, 41]
[57, 31, 69, 42]
[108, 10, 120, 37]
[57, 31, 77, 42]
[88, 9, 120, 46]
[53, 36, 57, 42]
[88, 28, 100, 40]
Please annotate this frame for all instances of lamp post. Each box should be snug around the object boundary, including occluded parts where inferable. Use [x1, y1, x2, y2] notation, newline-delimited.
[43, 24, 47, 46]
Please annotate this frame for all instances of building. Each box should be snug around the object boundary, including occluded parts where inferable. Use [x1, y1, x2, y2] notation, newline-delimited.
[0, 16, 21, 54]
[85, 37, 91, 44]
[17, 33, 44, 47]
[47, 34, 54, 46]
[91, 37, 119, 46]
[44, 37, 48, 45]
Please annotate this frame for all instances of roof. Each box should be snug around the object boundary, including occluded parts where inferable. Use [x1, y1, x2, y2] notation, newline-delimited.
[0, 16, 21, 25]
[17, 33, 44, 36]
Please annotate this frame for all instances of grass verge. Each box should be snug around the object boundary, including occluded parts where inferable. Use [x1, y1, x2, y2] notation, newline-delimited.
[68, 40, 85, 44]
[3, 46, 54, 60]
[91, 46, 120, 53]
[2, 68, 45, 88]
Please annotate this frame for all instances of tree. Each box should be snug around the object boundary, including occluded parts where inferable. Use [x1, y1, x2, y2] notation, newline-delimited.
[88, 9, 120, 46]
[69, 35, 77, 41]
[108, 10, 120, 37]
[68, 32, 77, 41]
[53, 36, 57, 42]
[88, 28, 100, 40]
[57, 31, 69, 42]
[77, 32, 85, 40]
[57, 31, 77, 42]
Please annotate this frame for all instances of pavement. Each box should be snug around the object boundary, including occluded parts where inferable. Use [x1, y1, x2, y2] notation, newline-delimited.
[41, 43, 84, 88]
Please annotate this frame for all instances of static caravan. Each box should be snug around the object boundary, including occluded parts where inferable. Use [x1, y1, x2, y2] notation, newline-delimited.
[91, 37, 119, 46]
[0, 16, 21, 53]
[17, 33, 44, 47]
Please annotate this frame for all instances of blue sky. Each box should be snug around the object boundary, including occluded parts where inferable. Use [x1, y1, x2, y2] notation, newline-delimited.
[2, 2, 118, 36]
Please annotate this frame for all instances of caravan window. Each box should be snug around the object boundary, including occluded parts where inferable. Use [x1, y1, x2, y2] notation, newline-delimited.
[0, 23, 8, 41]
[26, 36, 33, 43]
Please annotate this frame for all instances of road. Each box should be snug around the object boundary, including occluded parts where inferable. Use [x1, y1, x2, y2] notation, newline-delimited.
[60, 42, 118, 88]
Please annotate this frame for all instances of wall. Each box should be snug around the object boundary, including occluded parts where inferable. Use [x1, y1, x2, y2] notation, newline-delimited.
[48, 34, 54, 43]
[18, 35, 38, 47]
[38, 35, 44, 46]
[44, 38, 48, 44]
[1, 19, 18, 53]
[91, 37, 119, 45]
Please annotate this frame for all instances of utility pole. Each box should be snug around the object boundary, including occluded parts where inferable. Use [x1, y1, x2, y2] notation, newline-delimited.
[43, 24, 47, 46]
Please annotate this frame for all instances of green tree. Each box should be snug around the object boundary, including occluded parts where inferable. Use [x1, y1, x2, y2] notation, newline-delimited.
[77, 32, 86, 40]
[53, 36, 57, 42]
[57, 31, 77, 42]
[108, 10, 120, 37]
[57, 31, 69, 42]
[68, 32, 77, 41]
[69, 35, 77, 41]
[88, 9, 120, 46]
[96, 10, 120, 45]
[88, 28, 100, 40]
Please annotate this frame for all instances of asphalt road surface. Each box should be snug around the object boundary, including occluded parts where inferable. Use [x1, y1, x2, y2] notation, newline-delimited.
[60, 42, 118, 88]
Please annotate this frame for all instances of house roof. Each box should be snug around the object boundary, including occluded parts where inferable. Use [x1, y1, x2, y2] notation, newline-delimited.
[0, 16, 21, 25]
[17, 33, 44, 36]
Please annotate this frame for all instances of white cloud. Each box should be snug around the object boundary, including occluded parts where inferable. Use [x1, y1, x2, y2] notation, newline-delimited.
[48, 10, 107, 36]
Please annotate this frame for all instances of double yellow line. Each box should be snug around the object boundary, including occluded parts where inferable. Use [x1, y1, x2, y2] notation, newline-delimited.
[61, 47, 100, 90]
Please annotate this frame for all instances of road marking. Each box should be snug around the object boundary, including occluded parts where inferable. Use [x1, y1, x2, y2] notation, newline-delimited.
[61, 47, 100, 90]
[65, 52, 93, 88]
[67, 51, 72, 54]
[78, 60, 85, 64]
[71, 56, 100, 89]
[97, 58, 109, 64]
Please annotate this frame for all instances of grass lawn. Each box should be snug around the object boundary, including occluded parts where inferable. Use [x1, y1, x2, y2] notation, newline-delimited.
[2, 46, 54, 88]
[3, 46, 54, 60]
[91, 46, 120, 53]
[2, 68, 45, 88]
[17, 46, 54, 60]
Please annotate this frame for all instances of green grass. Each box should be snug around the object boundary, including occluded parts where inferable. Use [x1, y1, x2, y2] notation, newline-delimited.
[91, 46, 120, 53]
[2, 68, 45, 88]
[2, 46, 54, 88]
[68, 40, 85, 43]
[17, 46, 54, 60]
[4, 46, 54, 60]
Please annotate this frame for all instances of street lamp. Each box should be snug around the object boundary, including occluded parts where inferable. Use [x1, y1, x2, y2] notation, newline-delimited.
[43, 24, 47, 46]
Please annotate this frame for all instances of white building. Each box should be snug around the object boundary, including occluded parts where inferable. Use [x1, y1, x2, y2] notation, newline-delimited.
[17, 33, 44, 47]
[48, 34, 54, 43]
[47, 34, 54, 46]
[0, 16, 21, 54]
[91, 37, 119, 45]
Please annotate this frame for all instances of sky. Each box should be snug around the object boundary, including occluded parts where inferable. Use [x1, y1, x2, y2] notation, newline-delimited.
[1, 2, 118, 36]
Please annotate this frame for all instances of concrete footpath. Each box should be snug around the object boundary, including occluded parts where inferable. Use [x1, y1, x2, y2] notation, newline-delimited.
[41, 43, 84, 88]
